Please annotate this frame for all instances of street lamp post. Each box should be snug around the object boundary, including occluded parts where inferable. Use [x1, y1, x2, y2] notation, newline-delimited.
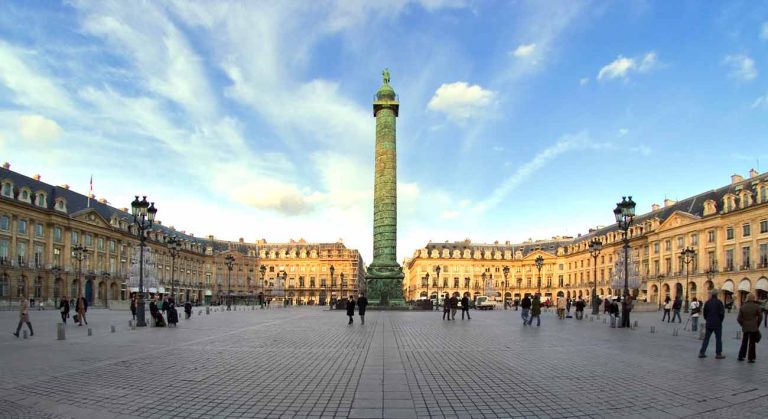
[503, 266, 510, 310]
[72, 244, 89, 300]
[130, 196, 157, 327]
[283, 271, 288, 306]
[680, 246, 695, 313]
[259, 265, 266, 308]
[425, 272, 430, 307]
[435, 266, 441, 312]
[613, 196, 636, 299]
[167, 236, 181, 303]
[225, 255, 234, 311]
[339, 272, 345, 301]
[481, 271, 487, 296]
[535, 256, 544, 295]
[329, 265, 335, 310]
[588, 238, 603, 315]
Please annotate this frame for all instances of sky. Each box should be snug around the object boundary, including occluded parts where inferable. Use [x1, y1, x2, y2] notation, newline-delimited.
[0, 0, 767, 264]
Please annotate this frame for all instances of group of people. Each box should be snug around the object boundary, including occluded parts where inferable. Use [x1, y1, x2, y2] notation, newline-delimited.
[130, 295, 193, 328]
[438, 292, 472, 320]
[555, 296, 587, 320]
[601, 294, 635, 328]
[57, 295, 89, 327]
[699, 290, 763, 363]
[344, 293, 368, 324]
[519, 294, 541, 326]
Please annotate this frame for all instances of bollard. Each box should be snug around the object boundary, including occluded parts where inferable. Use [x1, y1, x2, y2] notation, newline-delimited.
[206, 306, 210, 315]
[673, 328, 679, 336]
[699, 327, 705, 340]
[23, 330, 28, 339]
[57, 323, 66, 340]
[736, 331, 742, 340]
[603, 318, 607, 324]
[88, 328, 93, 336]
[650, 325, 655, 333]
[633, 320, 639, 328]
[589, 316, 594, 322]
[111, 325, 116, 333]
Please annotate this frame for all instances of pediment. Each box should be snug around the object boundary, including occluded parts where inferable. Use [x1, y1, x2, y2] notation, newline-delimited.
[657, 211, 700, 232]
[522, 249, 553, 260]
[71, 208, 112, 229]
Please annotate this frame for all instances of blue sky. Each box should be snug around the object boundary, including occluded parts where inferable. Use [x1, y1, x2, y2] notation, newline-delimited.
[0, 1, 766, 263]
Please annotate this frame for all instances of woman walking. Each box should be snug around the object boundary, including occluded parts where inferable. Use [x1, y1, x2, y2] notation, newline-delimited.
[59, 295, 70, 324]
[737, 293, 763, 363]
[130, 295, 137, 321]
[12, 296, 33, 337]
[357, 293, 368, 325]
[689, 297, 701, 332]
[75, 294, 88, 326]
[166, 297, 179, 327]
[662, 296, 672, 322]
[346, 295, 356, 325]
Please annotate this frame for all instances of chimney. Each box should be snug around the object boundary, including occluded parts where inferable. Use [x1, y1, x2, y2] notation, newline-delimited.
[208, 235, 214, 241]
[731, 173, 743, 184]
[156, 220, 162, 225]
[239, 237, 244, 243]
[98, 198, 107, 204]
[749, 168, 759, 178]
[61, 184, 70, 190]
[2, 162, 9, 170]
[32, 174, 41, 181]
[663, 199, 676, 208]
[120, 207, 128, 212]
[651, 203, 660, 211]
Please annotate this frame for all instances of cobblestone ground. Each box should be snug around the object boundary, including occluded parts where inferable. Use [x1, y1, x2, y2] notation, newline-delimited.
[0, 306, 766, 418]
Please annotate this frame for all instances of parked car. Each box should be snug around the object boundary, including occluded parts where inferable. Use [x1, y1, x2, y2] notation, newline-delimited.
[475, 295, 495, 310]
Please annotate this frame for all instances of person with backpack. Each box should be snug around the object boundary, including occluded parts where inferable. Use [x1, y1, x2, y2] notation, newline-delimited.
[689, 297, 701, 332]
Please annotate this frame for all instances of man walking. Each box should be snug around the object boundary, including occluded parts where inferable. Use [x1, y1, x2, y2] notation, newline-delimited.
[346, 295, 356, 325]
[442, 293, 451, 321]
[699, 289, 726, 359]
[59, 295, 70, 324]
[621, 293, 633, 328]
[671, 295, 683, 323]
[460, 292, 471, 320]
[75, 293, 88, 326]
[520, 295, 531, 325]
[357, 293, 368, 325]
[737, 293, 762, 362]
[689, 297, 701, 332]
[449, 293, 458, 320]
[12, 296, 33, 337]
[528, 294, 541, 327]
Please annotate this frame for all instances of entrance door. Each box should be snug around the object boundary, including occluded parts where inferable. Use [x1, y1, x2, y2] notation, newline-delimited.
[85, 279, 94, 304]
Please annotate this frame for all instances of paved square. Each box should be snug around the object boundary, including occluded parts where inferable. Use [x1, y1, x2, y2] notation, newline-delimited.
[0, 306, 766, 418]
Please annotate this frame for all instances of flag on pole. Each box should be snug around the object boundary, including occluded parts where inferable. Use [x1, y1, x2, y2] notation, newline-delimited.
[87, 174, 93, 208]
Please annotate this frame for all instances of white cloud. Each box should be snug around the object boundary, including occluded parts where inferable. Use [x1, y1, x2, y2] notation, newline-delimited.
[597, 51, 658, 81]
[761, 22, 768, 40]
[723, 54, 757, 81]
[512, 43, 536, 58]
[0, 42, 75, 113]
[427, 82, 496, 121]
[441, 210, 460, 219]
[752, 93, 768, 109]
[18, 115, 62, 141]
[618, 128, 629, 137]
[579, 77, 590, 86]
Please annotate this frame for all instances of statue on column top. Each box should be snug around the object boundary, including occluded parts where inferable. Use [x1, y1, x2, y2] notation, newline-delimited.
[382, 68, 390, 84]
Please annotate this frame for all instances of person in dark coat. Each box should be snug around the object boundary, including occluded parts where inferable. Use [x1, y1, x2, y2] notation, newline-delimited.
[603, 297, 611, 315]
[149, 296, 166, 327]
[449, 293, 458, 320]
[520, 295, 531, 325]
[357, 293, 368, 324]
[75, 294, 88, 326]
[737, 293, 762, 362]
[672, 296, 683, 323]
[574, 297, 585, 320]
[461, 293, 471, 320]
[346, 296, 356, 325]
[609, 298, 620, 328]
[184, 301, 193, 319]
[699, 289, 726, 359]
[130, 296, 137, 320]
[528, 295, 541, 327]
[166, 297, 178, 327]
[59, 295, 70, 324]
[621, 293, 633, 328]
[442, 293, 451, 321]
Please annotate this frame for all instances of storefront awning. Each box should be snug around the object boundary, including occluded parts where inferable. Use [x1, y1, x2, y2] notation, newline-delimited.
[738, 279, 751, 292]
[721, 280, 734, 292]
[756, 277, 768, 292]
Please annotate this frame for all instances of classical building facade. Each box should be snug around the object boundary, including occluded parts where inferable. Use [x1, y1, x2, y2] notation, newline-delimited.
[404, 170, 768, 308]
[0, 164, 364, 307]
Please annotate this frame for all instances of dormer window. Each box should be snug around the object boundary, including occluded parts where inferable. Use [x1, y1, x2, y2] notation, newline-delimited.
[703, 199, 717, 216]
[1, 182, 11, 197]
[35, 192, 46, 207]
[55, 198, 67, 213]
[19, 188, 30, 202]
[723, 194, 735, 213]
[740, 190, 753, 209]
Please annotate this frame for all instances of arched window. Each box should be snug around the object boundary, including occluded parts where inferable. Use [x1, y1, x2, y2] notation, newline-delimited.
[35, 192, 46, 207]
[17, 276, 27, 298]
[0, 273, 8, 297]
[34, 276, 43, 298]
[1, 181, 12, 197]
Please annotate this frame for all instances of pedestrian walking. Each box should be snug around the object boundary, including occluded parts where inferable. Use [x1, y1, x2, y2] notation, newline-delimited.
[521, 295, 531, 325]
[166, 297, 178, 327]
[662, 296, 672, 322]
[184, 300, 192, 319]
[12, 296, 33, 337]
[671, 296, 682, 323]
[449, 293, 458, 320]
[556, 297, 566, 320]
[603, 297, 611, 315]
[737, 293, 762, 363]
[75, 294, 88, 326]
[528, 294, 541, 327]
[346, 295, 356, 325]
[442, 293, 451, 321]
[689, 297, 701, 332]
[460, 293, 471, 320]
[130, 296, 137, 320]
[621, 293, 633, 328]
[59, 295, 70, 324]
[609, 298, 620, 328]
[574, 297, 585, 320]
[150, 296, 166, 327]
[699, 289, 726, 359]
[566, 297, 572, 315]
[358, 293, 368, 324]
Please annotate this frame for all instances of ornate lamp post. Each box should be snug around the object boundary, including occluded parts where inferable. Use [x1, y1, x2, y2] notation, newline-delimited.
[425, 272, 430, 305]
[283, 271, 289, 306]
[72, 244, 89, 299]
[339, 272, 345, 301]
[167, 236, 181, 302]
[481, 272, 487, 296]
[680, 246, 696, 313]
[225, 255, 234, 310]
[613, 196, 636, 298]
[503, 266, 510, 309]
[588, 238, 603, 315]
[535, 256, 544, 295]
[130, 196, 157, 327]
[259, 265, 266, 308]
[435, 265, 442, 300]
[329, 265, 335, 309]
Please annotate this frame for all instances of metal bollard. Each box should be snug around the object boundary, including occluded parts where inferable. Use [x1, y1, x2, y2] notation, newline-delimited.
[57, 323, 66, 340]
[111, 325, 116, 333]
[589, 316, 594, 322]
[206, 306, 210, 315]
[88, 328, 93, 336]
[633, 320, 639, 328]
[650, 326, 655, 333]
[23, 330, 28, 339]
[699, 327, 705, 340]
[673, 328, 679, 336]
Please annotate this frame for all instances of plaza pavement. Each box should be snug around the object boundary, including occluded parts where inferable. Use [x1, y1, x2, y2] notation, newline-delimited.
[0, 305, 766, 419]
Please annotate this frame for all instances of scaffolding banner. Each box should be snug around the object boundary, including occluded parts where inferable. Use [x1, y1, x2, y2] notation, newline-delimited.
[127, 246, 159, 292]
